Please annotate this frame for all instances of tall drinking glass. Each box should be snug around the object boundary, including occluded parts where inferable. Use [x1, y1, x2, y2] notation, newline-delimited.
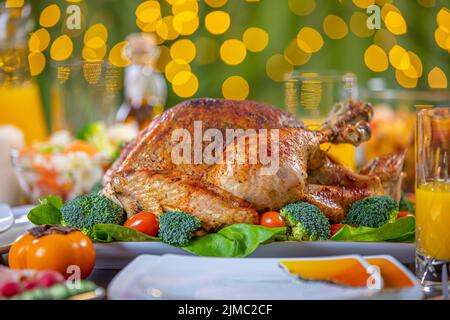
[415, 105, 450, 295]
[285, 71, 358, 169]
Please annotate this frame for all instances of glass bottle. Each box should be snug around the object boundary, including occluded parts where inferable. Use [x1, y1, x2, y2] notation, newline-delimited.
[115, 33, 167, 129]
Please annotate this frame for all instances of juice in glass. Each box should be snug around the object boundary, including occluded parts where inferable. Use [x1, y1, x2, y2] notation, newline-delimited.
[416, 182, 450, 261]
[303, 119, 356, 170]
[0, 82, 48, 144]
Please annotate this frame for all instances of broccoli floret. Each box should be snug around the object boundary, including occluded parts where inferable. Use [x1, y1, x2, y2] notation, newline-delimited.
[343, 196, 399, 228]
[158, 211, 201, 247]
[280, 202, 331, 241]
[76, 122, 115, 157]
[61, 194, 125, 235]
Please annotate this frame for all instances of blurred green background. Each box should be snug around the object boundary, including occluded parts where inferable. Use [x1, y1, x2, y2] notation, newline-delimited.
[21, 0, 450, 128]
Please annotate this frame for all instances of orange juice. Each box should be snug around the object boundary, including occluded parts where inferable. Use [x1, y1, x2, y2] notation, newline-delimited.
[303, 119, 356, 170]
[416, 182, 450, 261]
[0, 82, 48, 144]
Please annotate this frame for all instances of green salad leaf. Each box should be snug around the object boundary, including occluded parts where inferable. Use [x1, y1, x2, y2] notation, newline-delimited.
[330, 216, 415, 242]
[183, 224, 287, 257]
[28, 195, 63, 225]
[91, 224, 158, 242]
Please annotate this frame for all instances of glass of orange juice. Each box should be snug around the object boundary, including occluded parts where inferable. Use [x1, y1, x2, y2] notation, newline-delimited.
[285, 71, 358, 170]
[415, 105, 450, 295]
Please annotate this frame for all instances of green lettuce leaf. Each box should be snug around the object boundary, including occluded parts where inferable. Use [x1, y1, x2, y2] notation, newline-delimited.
[330, 216, 415, 242]
[91, 224, 158, 242]
[27, 195, 63, 225]
[183, 224, 287, 257]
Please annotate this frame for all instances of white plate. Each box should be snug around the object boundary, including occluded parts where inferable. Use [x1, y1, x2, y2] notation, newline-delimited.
[108, 254, 422, 300]
[3, 206, 416, 269]
[0, 204, 14, 233]
[0, 205, 33, 252]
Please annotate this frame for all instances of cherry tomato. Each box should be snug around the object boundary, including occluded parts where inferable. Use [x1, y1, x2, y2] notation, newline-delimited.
[259, 211, 285, 228]
[124, 212, 159, 237]
[330, 223, 345, 236]
[397, 212, 414, 219]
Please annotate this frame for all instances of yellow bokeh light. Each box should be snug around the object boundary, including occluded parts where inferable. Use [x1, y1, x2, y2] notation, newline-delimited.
[266, 54, 293, 82]
[82, 45, 107, 62]
[323, 15, 348, 40]
[364, 45, 388, 72]
[173, 13, 199, 35]
[205, 11, 230, 35]
[288, 0, 316, 16]
[352, 0, 375, 8]
[403, 51, 423, 78]
[428, 67, 448, 89]
[155, 45, 171, 72]
[194, 37, 219, 65]
[109, 41, 130, 67]
[156, 16, 179, 41]
[437, 8, 450, 33]
[375, 0, 393, 5]
[373, 29, 397, 52]
[50, 35, 73, 61]
[5, 0, 24, 8]
[395, 69, 418, 88]
[29, 28, 51, 52]
[172, 0, 199, 15]
[136, 18, 158, 32]
[170, 39, 196, 63]
[28, 52, 46, 76]
[222, 76, 249, 100]
[84, 24, 108, 49]
[220, 39, 247, 65]
[284, 39, 311, 66]
[296, 27, 324, 53]
[39, 4, 61, 28]
[389, 45, 410, 70]
[172, 71, 193, 86]
[381, 3, 401, 21]
[243, 27, 269, 52]
[384, 11, 407, 35]
[172, 72, 198, 98]
[205, 0, 228, 8]
[135, 1, 161, 24]
[165, 60, 191, 83]
[434, 27, 450, 50]
[350, 12, 375, 38]
[83, 62, 102, 85]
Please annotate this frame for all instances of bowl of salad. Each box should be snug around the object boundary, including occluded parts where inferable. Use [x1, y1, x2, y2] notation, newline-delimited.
[11, 122, 138, 203]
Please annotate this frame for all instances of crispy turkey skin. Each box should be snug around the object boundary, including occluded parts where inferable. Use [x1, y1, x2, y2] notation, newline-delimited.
[103, 98, 405, 230]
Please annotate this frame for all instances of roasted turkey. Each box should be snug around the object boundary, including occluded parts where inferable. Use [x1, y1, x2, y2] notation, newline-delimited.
[103, 98, 405, 230]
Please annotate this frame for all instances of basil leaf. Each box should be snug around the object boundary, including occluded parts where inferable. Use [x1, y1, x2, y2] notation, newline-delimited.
[331, 216, 415, 242]
[27, 205, 62, 225]
[39, 195, 64, 209]
[91, 224, 158, 242]
[27, 195, 64, 225]
[183, 224, 286, 257]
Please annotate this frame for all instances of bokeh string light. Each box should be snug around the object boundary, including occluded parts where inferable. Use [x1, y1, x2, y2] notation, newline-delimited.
[20, 0, 450, 98]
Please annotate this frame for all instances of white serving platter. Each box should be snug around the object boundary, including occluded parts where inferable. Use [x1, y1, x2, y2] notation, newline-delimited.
[107, 254, 423, 300]
[1, 206, 415, 269]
